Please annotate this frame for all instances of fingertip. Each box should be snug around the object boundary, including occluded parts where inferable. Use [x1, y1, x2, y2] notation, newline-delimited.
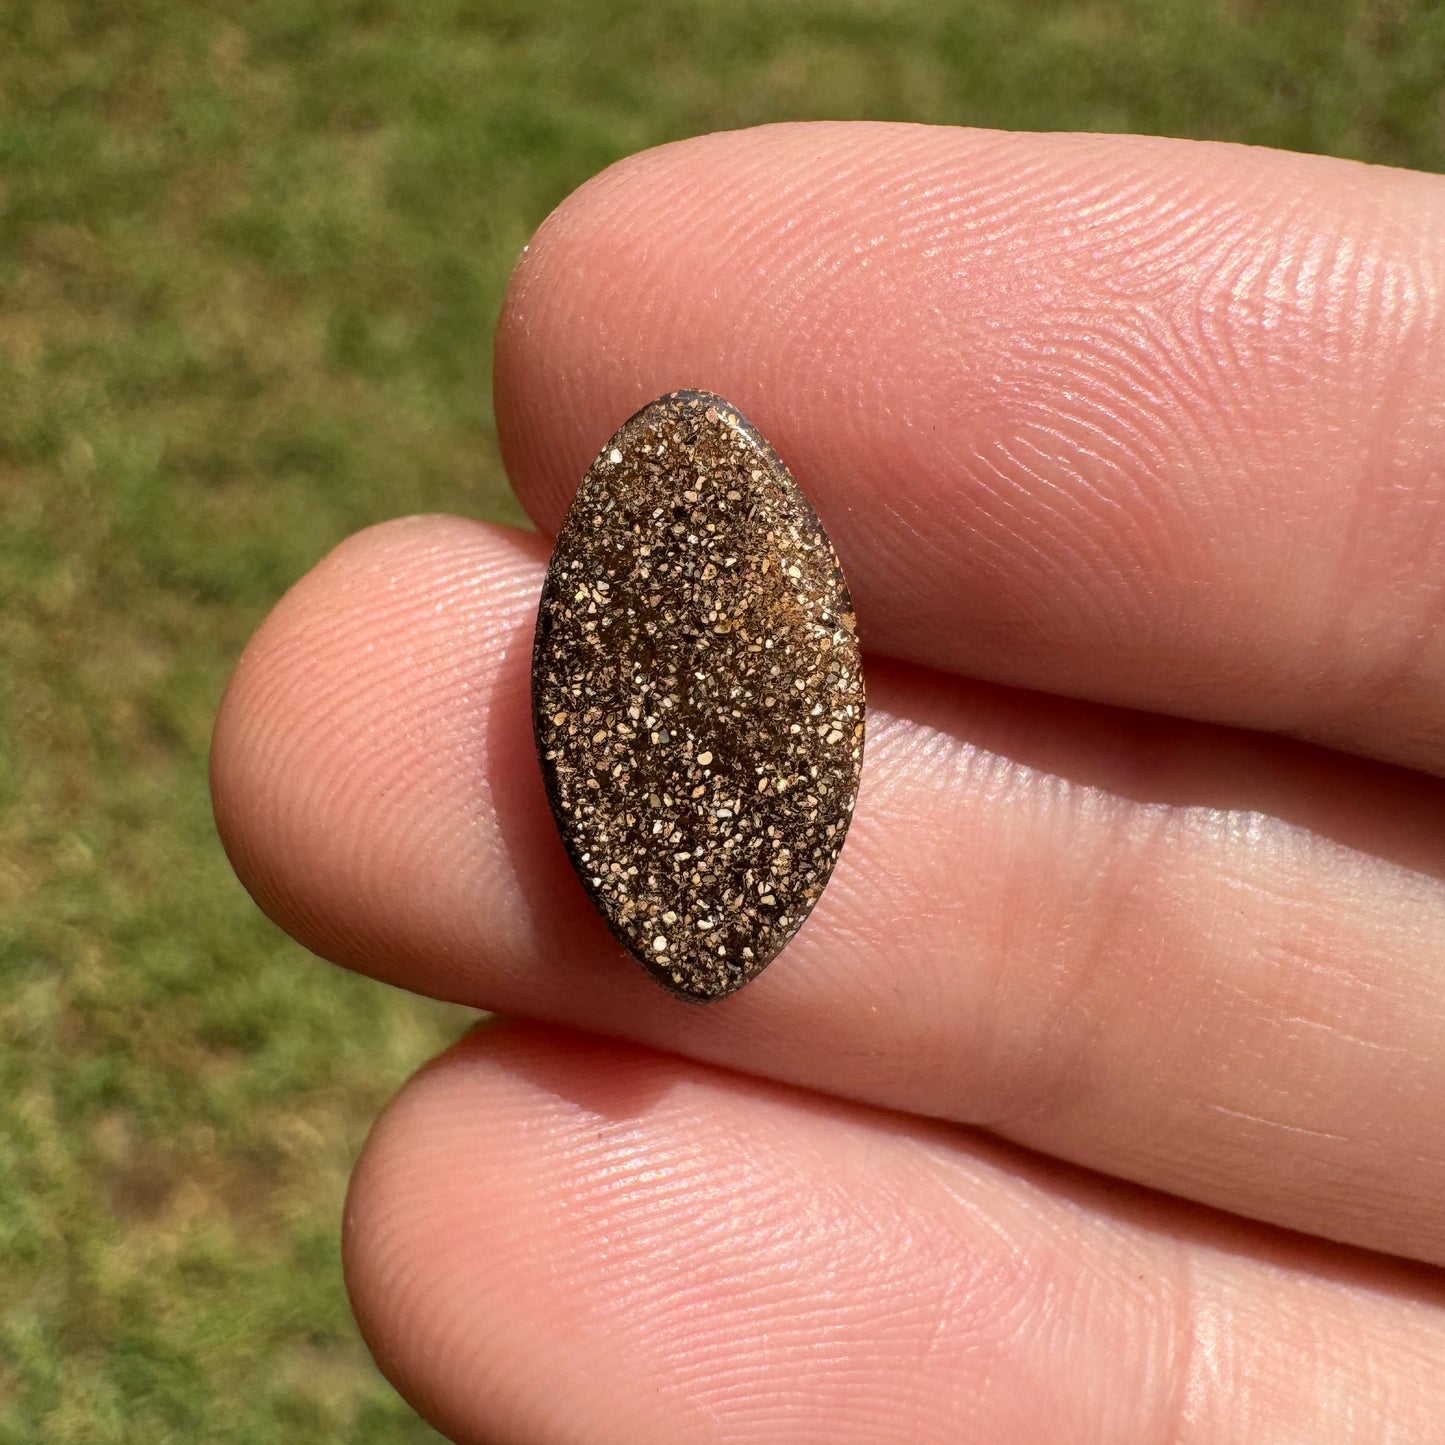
[341, 1025, 735, 1444]
[210, 515, 553, 992]
[493, 122, 923, 539]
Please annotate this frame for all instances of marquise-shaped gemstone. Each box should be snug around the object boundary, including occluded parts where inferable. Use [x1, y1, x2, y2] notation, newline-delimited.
[531, 391, 865, 1002]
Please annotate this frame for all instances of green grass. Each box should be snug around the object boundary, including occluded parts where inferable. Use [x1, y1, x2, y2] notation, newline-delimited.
[1, 0, 1440, 1439]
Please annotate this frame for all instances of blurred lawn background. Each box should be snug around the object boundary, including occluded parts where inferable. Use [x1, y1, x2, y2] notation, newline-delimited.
[2, 0, 1441, 1439]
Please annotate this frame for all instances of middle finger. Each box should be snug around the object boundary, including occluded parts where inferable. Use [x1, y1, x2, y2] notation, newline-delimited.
[212, 514, 1445, 1264]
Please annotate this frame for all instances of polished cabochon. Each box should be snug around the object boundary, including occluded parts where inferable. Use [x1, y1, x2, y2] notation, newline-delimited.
[531, 391, 865, 1002]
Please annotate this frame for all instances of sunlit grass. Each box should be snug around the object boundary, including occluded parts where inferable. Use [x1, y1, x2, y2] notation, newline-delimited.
[2, 1, 1439, 1438]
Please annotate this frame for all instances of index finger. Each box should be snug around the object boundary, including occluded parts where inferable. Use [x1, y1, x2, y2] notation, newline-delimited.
[495, 122, 1445, 773]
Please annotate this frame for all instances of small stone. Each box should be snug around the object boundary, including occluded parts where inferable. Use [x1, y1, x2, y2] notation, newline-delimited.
[531, 390, 865, 1002]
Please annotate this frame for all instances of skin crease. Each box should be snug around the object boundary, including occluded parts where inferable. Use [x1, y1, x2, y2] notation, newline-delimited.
[210, 126, 1445, 1442]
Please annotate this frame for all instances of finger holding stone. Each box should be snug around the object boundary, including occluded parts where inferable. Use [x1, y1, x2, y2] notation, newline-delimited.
[345, 1022, 1445, 1445]
[495, 123, 1445, 774]
[211, 515, 1445, 1264]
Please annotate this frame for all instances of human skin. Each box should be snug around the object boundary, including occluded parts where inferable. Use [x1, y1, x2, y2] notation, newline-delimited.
[211, 124, 1445, 1443]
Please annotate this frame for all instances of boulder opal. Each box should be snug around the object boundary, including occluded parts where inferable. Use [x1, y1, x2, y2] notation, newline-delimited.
[531, 391, 865, 1002]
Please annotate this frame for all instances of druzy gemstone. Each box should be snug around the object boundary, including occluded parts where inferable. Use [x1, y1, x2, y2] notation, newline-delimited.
[531, 391, 865, 1002]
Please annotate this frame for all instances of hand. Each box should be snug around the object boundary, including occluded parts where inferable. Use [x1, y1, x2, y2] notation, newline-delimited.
[211, 123, 1445, 1443]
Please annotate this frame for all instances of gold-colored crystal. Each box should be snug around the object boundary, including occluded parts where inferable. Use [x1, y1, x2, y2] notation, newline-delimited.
[531, 391, 864, 1001]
